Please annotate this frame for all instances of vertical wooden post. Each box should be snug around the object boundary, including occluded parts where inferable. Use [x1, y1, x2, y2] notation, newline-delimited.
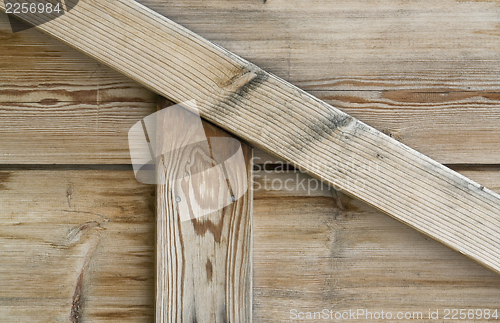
[156, 98, 252, 322]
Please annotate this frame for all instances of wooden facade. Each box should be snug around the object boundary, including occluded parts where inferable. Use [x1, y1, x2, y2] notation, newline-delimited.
[1, 0, 500, 321]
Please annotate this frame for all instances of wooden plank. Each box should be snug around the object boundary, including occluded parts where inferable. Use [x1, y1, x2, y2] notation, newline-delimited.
[6, 0, 500, 93]
[2, 94, 499, 164]
[253, 168, 500, 322]
[124, 0, 500, 166]
[0, 101, 156, 164]
[1, 167, 499, 322]
[156, 99, 253, 322]
[0, 14, 154, 103]
[0, 13, 158, 164]
[135, 0, 500, 91]
[311, 90, 500, 165]
[2, 0, 499, 273]
[2, 10, 500, 164]
[0, 170, 156, 322]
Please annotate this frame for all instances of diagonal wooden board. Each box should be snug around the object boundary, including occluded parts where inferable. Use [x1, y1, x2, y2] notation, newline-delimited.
[1, 0, 500, 275]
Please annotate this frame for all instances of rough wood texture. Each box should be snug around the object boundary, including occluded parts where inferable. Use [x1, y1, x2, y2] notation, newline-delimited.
[137, 0, 500, 91]
[0, 101, 156, 164]
[0, 14, 158, 164]
[3, 4, 500, 164]
[310, 90, 500, 165]
[0, 170, 156, 322]
[156, 99, 253, 322]
[2, 0, 500, 273]
[253, 167, 500, 322]
[1, 168, 499, 322]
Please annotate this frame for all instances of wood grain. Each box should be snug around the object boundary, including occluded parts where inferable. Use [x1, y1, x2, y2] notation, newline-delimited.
[253, 168, 500, 322]
[1, 168, 499, 322]
[0, 14, 154, 103]
[135, 0, 500, 91]
[2, 87, 500, 164]
[156, 99, 253, 322]
[311, 90, 500, 165]
[0, 13, 158, 164]
[2, 1, 500, 319]
[2, 0, 499, 273]
[0, 101, 156, 164]
[5, 0, 500, 93]
[254, 87, 500, 167]
[2, 6, 500, 164]
[0, 170, 156, 322]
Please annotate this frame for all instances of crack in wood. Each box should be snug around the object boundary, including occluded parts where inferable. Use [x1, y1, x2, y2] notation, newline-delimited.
[68, 221, 103, 322]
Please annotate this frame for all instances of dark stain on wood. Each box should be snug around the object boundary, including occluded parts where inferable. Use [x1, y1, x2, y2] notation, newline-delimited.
[383, 90, 500, 104]
[70, 272, 84, 323]
[92, 309, 154, 319]
[0, 86, 154, 103]
[233, 70, 268, 99]
[0, 88, 98, 103]
[66, 184, 74, 208]
[68, 220, 104, 322]
[0, 171, 11, 190]
[120, 275, 149, 282]
[293, 108, 353, 153]
[191, 215, 225, 243]
[323, 90, 500, 105]
[216, 69, 268, 120]
[381, 129, 403, 141]
[324, 112, 354, 134]
[322, 94, 374, 105]
[206, 259, 213, 282]
[39, 98, 59, 105]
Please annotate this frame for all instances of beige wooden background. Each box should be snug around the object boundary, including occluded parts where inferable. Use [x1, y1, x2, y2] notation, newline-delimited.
[1, 0, 500, 321]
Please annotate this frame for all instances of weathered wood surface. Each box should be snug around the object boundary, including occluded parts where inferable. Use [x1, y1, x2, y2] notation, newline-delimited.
[1, 0, 500, 320]
[0, 170, 156, 322]
[1, 168, 499, 321]
[2, 0, 500, 164]
[156, 99, 253, 322]
[253, 167, 500, 322]
[139, 0, 500, 91]
[2, 0, 500, 274]
[0, 15, 157, 164]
